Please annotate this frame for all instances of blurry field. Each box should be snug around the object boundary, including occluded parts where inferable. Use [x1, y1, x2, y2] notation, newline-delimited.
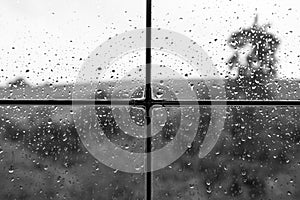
[0, 80, 299, 199]
[0, 106, 145, 200]
[0, 104, 299, 199]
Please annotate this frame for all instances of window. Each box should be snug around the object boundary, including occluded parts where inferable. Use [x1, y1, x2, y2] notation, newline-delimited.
[0, 0, 299, 199]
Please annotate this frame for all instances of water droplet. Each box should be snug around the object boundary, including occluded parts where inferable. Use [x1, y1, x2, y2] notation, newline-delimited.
[206, 180, 211, 186]
[8, 166, 14, 174]
[156, 91, 164, 99]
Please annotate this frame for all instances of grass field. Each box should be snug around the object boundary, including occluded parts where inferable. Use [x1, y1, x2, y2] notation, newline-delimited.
[0, 79, 299, 199]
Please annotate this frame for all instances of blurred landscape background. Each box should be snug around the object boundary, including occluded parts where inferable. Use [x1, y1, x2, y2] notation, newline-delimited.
[0, 75, 299, 199]
[0, 12, 299, 200]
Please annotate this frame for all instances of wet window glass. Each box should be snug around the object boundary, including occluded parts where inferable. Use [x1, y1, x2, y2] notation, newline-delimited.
[0, 105, 145, 199]
[0, 0, 299, 200]
[0, 0, 146, 100]
[153, 0, 300, 100]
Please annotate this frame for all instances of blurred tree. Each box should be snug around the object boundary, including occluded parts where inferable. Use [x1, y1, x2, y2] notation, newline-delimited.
[8, 77, 30, 89]
[212, 16, 285, 199]
[226, 15, 280, 100]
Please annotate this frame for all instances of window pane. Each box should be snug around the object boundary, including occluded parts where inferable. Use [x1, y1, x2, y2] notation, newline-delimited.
[0, 0, 146, 100]
[152, 105, 300, 199]
[0, 105, 146, 199]
[152, 0, 300, 100]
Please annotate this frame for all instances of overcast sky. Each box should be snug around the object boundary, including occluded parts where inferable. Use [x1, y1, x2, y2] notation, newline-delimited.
[0, 0, 300, 86]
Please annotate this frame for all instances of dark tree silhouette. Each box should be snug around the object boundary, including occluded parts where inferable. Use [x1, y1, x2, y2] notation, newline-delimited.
[8, 77, 30, 89]
[227, 15, 280, 100]
[216, 16, 284, 199]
